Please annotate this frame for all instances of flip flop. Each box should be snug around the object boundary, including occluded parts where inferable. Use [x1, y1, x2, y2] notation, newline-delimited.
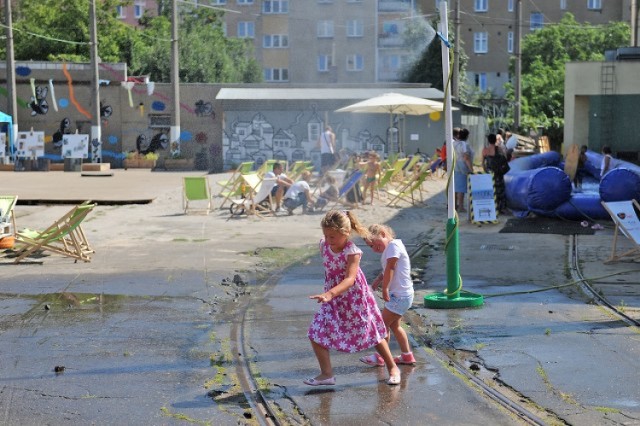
[303, 376, 336, 386]
[359, 353, 384, 367]
[387, 374, 401, 386]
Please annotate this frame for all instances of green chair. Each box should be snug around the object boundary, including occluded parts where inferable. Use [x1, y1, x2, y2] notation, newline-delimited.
[14, 202, 96, 263]
[183, 176, 212, 214]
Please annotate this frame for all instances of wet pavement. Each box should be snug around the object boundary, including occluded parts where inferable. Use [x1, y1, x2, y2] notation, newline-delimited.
[1, 169, 639, 425]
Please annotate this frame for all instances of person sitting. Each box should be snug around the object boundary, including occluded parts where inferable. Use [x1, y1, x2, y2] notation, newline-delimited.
[283, 171, 315, 215]
[314, 174, 339, 211]
[264, 162, 293, 212]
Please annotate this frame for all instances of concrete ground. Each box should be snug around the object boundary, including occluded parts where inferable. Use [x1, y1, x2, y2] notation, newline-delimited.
[0, 169, 639, 425]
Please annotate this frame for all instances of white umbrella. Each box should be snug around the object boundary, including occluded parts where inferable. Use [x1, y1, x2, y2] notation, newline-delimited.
[335, 92, 447, 115]
[336, 92, 450, 153]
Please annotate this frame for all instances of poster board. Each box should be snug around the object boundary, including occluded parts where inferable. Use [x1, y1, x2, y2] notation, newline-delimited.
[15, 131, 45, 158]
[0, 133, 5, 158]
[62, 134, 89, 159]
[468, 172, 498, 224]
[602, 200, 640, 243]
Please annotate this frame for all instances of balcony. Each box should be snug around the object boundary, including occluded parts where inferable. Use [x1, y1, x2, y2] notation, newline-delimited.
[378, 33, 405, 48]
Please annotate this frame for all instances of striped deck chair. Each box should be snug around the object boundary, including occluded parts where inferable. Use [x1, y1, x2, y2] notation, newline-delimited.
[328, 170, 365, 209]
[13, 202, 96, 263]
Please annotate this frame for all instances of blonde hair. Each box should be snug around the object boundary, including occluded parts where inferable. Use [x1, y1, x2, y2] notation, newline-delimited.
[301, 170, 311, 181]
[368, 223, 396, 239]
[321, 210, 370, 239]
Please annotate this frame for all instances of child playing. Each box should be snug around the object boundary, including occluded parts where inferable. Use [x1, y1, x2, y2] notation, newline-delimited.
[360, 151, 382, 205]
[360, 224, 416, 367]
[306, 210, 401, 386]
[574, 145, 588, 192]
[314, 174, 339, 211]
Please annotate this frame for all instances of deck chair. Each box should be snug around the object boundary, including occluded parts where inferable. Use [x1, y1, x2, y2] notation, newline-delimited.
[328, 170, 365, 209]
[229, 176, 277, 218]
[288, 161, 314, 182]
[13, 202, 96, 263]
[216, 161, 254, 196]
[183, 176, 212, 214]
[386, 166, 431, 207]
[0, 195, 18, 239]
[218, 162, 258, 209]
[257, 159, 286, 177]
[601, 200, 640, 263]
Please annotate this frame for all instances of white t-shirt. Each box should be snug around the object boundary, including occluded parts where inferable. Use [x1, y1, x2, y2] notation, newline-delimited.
[284, 180, 310, 199]
[381, 239, 413, 297]
[320, 130, 334, 154]
[265, 171, 287, 183]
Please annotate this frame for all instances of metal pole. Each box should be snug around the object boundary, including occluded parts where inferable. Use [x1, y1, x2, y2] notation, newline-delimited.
[631, 0, 638, 47]
[453, 0, 460, 100]
[513, 0, 522, 130]
[89, 0, 102, 163]
[170, 0, 181, 157]
[5, 0, 18, 161]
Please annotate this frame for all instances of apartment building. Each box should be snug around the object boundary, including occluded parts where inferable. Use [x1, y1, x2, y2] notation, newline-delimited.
[417, 0, 632, 97]
[116, 0, 159, 27]
[140, 0, 420, 83]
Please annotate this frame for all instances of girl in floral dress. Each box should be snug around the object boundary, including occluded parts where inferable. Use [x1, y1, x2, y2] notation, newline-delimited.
[305, 210, 401, 386]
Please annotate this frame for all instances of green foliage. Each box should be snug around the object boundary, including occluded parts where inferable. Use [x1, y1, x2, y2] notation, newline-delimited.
[506, 13, 629, 139]
[7, 0, 262, 84]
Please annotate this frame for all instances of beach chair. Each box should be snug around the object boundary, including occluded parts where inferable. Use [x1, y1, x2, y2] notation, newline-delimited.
[601, 200, 640, 263]
[386, 166, 431, 207]
[0, 195, 18, 240]
[229, 176, 277, 218]
[288, 161, 314, 182]
[183, 176, 212, 214]
[328, 170, 365, 209]
[257, 159, 287, 177]
[217, 162, 257, 209]
[13, 202, 96, 263]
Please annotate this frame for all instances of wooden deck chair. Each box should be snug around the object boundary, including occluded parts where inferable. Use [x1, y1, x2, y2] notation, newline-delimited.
[216, 161, 254, 196]
[601, 200, 640, 263]
[288, 161, 314, 182]
[229, 176, 277, 218]
[183, 176, 212, 214]
[13, 202, 96, 263]
[386, 166, 431, 207]
[0, 195, 18, 239]
[328, 170, 365, 209]
[401, 155, 422, 177]
[218, 163, 258, 209]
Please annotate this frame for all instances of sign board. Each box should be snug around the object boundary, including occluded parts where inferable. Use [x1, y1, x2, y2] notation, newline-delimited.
[62, 134, 89, 159]
[0, 133, 5, 158]
[468, 173, 498, 224]
[15, 131, 45, 158]
[602, 200, 640, 243]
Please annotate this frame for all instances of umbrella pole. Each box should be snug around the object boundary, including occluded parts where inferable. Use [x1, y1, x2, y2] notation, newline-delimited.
[425, 1, 483, 309]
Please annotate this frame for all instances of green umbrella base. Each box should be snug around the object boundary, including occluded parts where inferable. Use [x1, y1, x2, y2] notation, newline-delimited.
[424, 291, 484, 309]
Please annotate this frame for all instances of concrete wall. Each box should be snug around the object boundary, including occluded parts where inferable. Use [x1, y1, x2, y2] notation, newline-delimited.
[564, 61, 640, 155]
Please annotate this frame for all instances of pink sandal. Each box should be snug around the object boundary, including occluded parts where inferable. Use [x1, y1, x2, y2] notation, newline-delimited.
[359, 353, 384, 367]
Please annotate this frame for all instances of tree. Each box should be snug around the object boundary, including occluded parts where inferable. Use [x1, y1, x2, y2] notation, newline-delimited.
[402, 18, 468, 100]
[508, 13, 629, 141]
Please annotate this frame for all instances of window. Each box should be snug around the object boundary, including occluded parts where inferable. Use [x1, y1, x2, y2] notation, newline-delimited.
[474, 32, 488, 53]
[264, 68, 289, 82]
[318, 55, 331, 72]
[560, 0, 567, 9]
[382, 21, 400, 36]
[263, 0, 289, 14]
[238, 22, 255, 38]
[346, 54, 363, 71]
[530, 12, 543, 30]
[474, 0, 488, 12]
[475, 73, 487, 91]
[237, 0, 253, 4]
[116, 5, 125, 18]
[587, 0, 601, 10]
[211, 0, 227, 4]
[347, 19, 363, 37]
[508, 0, 513, 12]
[263, 34, 289, 48]
[507, 31, 513, 53]
[134, 1, 145, 19]
[317, 20, 334, 38]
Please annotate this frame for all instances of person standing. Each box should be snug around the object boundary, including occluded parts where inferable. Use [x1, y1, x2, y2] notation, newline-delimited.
[453, 128, 474, 212]
[482, 133, 510, 213]
[318, 125, 336, 175]
[600, 146, 613, 179]
[359, 223, 416, 367]
[305, 210, 401, 386]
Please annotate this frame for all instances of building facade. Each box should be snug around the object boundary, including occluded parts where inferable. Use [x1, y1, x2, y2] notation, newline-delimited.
[417, 0, 634, 97]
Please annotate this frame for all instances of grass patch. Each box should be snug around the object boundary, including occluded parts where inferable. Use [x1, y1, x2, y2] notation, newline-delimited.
[594, 406, 620, 414]
[160, 407, 210, 425]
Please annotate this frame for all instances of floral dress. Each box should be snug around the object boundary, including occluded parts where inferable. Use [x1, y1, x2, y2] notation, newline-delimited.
[307, 239, 387, 353]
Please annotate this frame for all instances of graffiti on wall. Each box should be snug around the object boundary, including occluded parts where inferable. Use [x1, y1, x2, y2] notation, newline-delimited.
[29, 85, 49, 116]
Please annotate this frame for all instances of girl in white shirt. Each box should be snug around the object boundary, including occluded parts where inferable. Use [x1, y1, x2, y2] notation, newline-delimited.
[360, 224, 416, 367]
